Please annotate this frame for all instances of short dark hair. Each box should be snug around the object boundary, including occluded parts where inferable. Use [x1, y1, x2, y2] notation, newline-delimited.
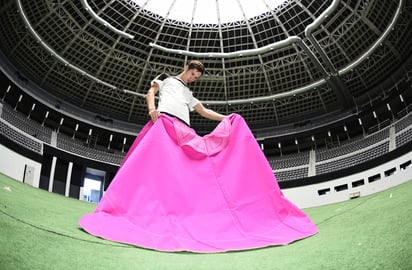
[188, 60, 205, 75]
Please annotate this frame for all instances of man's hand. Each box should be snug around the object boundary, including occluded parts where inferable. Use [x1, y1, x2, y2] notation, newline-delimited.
[148, 109, 160, 122]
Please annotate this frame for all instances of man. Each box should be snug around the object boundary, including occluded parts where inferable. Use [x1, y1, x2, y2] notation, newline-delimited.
[79, 60, 317, 253]
[146, 60, 226, 125]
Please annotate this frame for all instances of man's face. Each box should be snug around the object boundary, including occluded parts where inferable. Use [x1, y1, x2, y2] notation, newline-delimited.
[182, 68, 202, 84]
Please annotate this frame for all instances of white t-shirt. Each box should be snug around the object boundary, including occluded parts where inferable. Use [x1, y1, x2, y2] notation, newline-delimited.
[152, 75, 200, 126]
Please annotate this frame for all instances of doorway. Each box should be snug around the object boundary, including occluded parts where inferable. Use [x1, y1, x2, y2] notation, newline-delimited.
[83, 168, 105, 203]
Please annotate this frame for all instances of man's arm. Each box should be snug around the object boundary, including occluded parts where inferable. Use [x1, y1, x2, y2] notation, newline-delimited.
[194, 103, 226, 121]
[146, 83, 160, 122]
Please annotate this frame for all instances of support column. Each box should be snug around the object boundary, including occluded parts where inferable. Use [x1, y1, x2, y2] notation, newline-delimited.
[389, 126, 396, 151]
[308, 149, 316, 177]
[48, 156, 57, 192]
[65, 162, 73, 197]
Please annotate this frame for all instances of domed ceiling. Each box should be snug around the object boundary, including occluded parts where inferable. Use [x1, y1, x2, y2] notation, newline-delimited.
[0, 0, 411, 136]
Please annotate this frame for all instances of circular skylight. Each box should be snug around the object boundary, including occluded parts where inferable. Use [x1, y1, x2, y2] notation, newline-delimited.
[130, 0, 289, 24]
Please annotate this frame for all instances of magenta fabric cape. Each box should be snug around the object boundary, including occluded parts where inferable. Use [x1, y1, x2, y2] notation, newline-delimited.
[79, 113, 317, 253]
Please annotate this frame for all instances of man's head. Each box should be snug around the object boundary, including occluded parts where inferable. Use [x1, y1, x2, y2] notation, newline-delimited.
[181, 60, 205, 84]
[187, 60, 205, 75]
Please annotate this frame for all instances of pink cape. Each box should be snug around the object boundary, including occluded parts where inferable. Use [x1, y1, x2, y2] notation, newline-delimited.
[79, 114, 317, 253]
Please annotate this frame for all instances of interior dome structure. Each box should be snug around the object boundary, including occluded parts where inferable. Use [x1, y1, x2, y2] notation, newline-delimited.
[0, 0, 411, 153]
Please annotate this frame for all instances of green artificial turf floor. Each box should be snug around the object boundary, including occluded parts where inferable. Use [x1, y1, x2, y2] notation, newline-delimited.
[0, 173, 411, 270]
